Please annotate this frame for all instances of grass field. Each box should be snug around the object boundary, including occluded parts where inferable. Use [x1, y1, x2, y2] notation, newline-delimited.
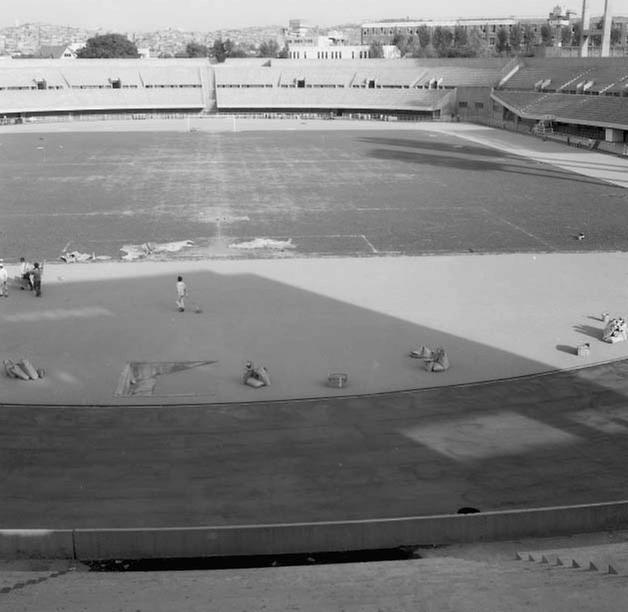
[1, 126, 627, 262]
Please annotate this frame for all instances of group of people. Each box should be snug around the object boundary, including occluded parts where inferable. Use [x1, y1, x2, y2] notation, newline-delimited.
[19, 257, 43, 297]
[0, 257, 43, 298]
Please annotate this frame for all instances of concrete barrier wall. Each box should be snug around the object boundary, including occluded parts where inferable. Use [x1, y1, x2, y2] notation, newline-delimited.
[3, 503, 627, 559]
[0, 529, 74, 559]
[72, 500, 628, 560]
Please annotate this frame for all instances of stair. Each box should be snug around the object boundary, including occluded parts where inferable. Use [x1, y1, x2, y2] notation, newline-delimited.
[516, 543, 628, 576]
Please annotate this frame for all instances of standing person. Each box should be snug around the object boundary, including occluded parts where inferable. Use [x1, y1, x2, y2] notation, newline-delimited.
[175, 275, 187, 312]
[0, 262, 8, 297]
[32, 262, 42, 297]
[19, 257, 33, 290]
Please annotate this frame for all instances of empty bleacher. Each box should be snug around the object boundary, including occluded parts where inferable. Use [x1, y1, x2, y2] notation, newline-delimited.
[215, 86, 453, 112]
[278, 67, 352, 88]
[0, 59, 210, 116]
[0, 87, 205, 114]
[215, 66, 281, 88]
[493, 90, 628, 126]
[140, 65, 202, 88]
[213, 59, 504, 114]
[351, 68, 424, 88]
[500, 57, 628, 95]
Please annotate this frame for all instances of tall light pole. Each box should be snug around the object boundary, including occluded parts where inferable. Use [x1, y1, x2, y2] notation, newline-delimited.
[601, 0, 613, 57]
[580, 0, 591, 57]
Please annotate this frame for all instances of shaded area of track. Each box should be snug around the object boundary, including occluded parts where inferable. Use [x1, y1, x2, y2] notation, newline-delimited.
[2, 358, 628, 529]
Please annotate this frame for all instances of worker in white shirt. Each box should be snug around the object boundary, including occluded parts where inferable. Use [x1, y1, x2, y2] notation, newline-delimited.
[0, 262, 8, 297]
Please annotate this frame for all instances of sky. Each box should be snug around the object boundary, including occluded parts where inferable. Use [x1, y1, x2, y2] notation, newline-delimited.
[2, 0, 628, 32]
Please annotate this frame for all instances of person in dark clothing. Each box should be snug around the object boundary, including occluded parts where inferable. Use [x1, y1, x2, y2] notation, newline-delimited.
[32, 262, 42, 297]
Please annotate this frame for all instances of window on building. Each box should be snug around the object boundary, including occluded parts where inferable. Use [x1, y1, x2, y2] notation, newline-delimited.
[475, 102, 484, 109]
[458, 101, 468, 108]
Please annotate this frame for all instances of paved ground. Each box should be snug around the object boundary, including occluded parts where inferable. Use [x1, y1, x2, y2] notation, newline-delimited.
[2, 252, 628, 527]
[2, 252, 628, 405]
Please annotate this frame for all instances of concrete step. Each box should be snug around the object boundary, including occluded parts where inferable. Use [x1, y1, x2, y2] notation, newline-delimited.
[517, 542, 628, 576]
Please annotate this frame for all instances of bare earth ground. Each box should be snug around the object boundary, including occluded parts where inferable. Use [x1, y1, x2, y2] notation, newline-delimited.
[1, 119, 627, 262]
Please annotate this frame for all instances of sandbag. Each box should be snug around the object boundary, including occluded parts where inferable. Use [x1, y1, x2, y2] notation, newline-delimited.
[19, 359, 39, 379]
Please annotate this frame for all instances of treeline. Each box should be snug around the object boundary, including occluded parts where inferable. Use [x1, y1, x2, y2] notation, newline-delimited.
[173, 38, 289, 61]
[74, 34, 289, 61]
[385, 21, 620, 58]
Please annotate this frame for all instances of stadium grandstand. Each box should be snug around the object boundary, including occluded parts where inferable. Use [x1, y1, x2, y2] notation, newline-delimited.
[491, 56, 628, 144]
[0, 56, 626, 145]
[0, 59, 212, 120]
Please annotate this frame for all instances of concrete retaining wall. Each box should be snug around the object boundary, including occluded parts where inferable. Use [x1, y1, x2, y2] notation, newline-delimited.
[74, 501, 628, 560]
[3, 502, 628, 559]
[0, 529, 74, 559]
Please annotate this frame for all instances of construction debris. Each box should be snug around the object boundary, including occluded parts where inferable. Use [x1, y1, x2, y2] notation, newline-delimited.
[602, 317, 627, 344]
[120, 240, 195, 261]
[577, 343, 591, 357]
[243, 361, 271, 388]
[229, 238, 295, 251]
[4, 359, 44, 381]
[409, 345, 450, 372]
[60, 251, 112, 263]
[328, 372, 348, 388]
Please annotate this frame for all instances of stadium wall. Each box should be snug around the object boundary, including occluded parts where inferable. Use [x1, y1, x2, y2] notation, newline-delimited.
[2, 501, 628, 559]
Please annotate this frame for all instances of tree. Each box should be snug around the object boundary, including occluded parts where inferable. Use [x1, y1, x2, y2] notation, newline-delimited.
[277, 44, 290, 59]
[368, 40, 384, 58]
[453, 26, 468, 49]
[495, 27, 510, 55]
[258, 39, 280, 57]
[432, 26, 453, 56]
[417, 25, 431, 49]
[392, 32, 410, 56]
[560, 27, 573, 47]
[611, 25, 622, 46]
[540, 24, 554, 47]
[510, 25, 522, 53]
[404, 35, 422, 57]
[185, 42, 210, 58]
[212, 38, 228, 62]
[212, 37, 247, 62]
[76, 34, 139, 58]
[522, 23, 537, 55]
[467, 27, 491, 57]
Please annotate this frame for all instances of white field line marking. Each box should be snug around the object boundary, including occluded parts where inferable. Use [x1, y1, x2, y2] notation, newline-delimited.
[361, 234, 379, 254]
[482, 208, 556, 250]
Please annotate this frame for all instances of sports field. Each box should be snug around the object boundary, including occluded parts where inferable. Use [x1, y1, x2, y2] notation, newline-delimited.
[1, 124, 627, 261]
